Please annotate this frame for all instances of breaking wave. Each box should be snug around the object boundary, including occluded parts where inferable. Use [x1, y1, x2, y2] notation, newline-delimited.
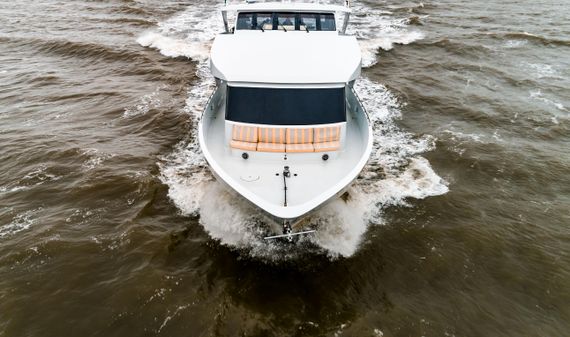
[487, 32, 570, 47]
[143, 2, 447, 259]
[347, 3, 426, 67]
[3, 36, 148, 63]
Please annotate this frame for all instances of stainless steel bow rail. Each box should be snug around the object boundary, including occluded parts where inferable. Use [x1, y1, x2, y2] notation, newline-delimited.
[350, 86, 371, 123]
[200, 86, 218, 120]
[264, 229, 316, 241]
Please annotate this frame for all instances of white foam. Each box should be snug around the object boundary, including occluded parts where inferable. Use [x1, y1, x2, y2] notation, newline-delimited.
[354, 78, 438, 171]
[198, 182, 267, 247]
[443, 129, 484, 143]
[308, 188, 371, 257]
[530, 89, 567, 112]
[137, 32, 211, 61]
[157, 305, 189, 333]
[123, 86, 164, 118]
[504, 39, 528, 48]
[0, 185, 29, 194]
[521, 62, 561, 79]
[0, 208, 42, 238]
[137, 4, 220, 62]
[359, 30, 425, 67]
[373, 157, 448, 204]
[81, 148, 115, 171]
[374, 329, 384, 337]
[0, 165, 61, 194]
[157, 67, 215, 216]
[152, 2, 446, 259]
[347, 5, 425, 67]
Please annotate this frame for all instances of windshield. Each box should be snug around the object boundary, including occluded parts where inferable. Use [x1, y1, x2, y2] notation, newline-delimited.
[236, 12, 336, 31]
[226, 87, 346, 125]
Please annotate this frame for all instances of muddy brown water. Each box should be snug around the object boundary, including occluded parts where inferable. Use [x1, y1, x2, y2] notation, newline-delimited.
[1, 0, 569, 336]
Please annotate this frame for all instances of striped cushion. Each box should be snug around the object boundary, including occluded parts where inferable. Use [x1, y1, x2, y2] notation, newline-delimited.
[314, 125, 341, 143]
[232, 125, 258, 142]
[230, 140, 257, 151]
[258, 128, 285, 144]
[257, 142, 286, 153]
[286, 128, 313, 144]
[286, 143, 314, 153]
[313, 140, 340, 152]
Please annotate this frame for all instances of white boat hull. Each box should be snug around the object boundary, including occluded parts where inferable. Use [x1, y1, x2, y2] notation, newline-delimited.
[198, 83, 372, 234]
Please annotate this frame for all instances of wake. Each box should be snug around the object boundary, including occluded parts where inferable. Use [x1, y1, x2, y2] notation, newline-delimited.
[140, 2, 447, 259]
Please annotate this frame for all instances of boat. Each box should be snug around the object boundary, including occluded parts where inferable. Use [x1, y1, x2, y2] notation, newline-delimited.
[198, 0, 372, 240]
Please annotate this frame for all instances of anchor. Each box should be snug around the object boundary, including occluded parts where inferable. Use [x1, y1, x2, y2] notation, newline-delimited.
[284, 220, 293, 242]
[263, 220, 316, 242]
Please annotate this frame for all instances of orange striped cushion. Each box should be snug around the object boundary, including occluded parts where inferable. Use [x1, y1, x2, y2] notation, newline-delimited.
[286, 143, 314, 153]
[232, 125, 258, 142]
[314, 126, 341, 143]
[286, 128, 313, 144]
[258, 128, 285, 144]
[313, 140, 340, 152]
[230, 140, 257, 151]
[257, 142, 286, 153]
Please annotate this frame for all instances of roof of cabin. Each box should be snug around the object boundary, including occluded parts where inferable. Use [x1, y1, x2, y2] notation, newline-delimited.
[223, 3, 351, 13]
[210, 31, 361, 85]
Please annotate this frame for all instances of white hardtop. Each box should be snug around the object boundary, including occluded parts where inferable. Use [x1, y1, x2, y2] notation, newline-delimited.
[223, 2, 350, 13]
[210, 32, 361, 85]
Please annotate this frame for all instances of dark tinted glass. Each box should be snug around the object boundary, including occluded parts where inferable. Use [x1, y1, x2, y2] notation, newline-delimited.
[236, 12, 336, 31]
[277, 13, 295, 31]
[255, 12, 273, 30]
[226, 87, 346, 125]
[299, 13, 318, 31]
[320, 13, 336, 31]
[236, 13, 253, 30]
[236, 12, 272, 30]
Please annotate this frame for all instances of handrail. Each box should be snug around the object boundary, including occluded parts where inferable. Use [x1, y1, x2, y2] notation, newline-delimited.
[200, 86, 218, 121]
[224, 0, 350, 7]
[350, 86, 371, 123]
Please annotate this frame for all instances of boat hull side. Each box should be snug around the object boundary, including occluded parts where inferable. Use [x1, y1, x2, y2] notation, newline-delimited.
[197, 83, 373, 233]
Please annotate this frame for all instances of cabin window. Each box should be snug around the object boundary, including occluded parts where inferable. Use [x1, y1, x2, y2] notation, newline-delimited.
[276, 13, 296, 31]
[236, 13, 253, 30]
[236, 12, 336, 31]
[256, 13, 273, 30]
[319, 13, 336, 31]
[236, 12, 272, 30]
[226, 87, 346, 125]
[299, 13, 318, 31]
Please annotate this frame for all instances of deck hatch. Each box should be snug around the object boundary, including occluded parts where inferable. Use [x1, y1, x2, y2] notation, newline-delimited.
[226, 87, 346, 125]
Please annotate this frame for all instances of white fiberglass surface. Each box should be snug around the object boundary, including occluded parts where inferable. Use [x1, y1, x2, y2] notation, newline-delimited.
[203, 104, 367, 212]
[224, 3, 350, 14]
[210, 33, 361, 84]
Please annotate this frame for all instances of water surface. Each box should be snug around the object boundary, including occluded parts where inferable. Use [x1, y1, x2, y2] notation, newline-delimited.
[0, 0, 569, 336]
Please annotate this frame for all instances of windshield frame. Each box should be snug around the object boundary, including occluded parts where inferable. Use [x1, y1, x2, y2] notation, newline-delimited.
[235, 11, 337, 31]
